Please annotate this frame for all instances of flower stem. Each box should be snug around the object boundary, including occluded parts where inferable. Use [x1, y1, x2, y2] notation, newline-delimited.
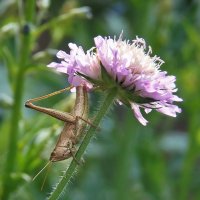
[48, 88, 117, 200]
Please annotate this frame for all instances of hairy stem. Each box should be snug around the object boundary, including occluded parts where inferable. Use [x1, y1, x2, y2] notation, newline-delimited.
[48, 88, 117, 200]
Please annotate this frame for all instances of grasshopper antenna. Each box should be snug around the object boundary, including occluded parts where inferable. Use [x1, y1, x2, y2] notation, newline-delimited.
[41, 161, 52, 191]
[32, 161, 51, 182]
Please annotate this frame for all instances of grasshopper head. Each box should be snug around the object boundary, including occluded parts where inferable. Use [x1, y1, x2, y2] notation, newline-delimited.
[50, 141, 76, 162]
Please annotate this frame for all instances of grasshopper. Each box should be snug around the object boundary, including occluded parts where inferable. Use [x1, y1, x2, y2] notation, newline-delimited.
[25, 85, 90, 162]
[25, 85, 92, 187]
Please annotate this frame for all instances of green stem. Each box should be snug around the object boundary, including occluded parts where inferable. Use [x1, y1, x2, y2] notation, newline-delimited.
[34, 7, 91, 37]
[25, 0, 35, 22]
[2, 44, 28, 200]
[48, 88, 117, 200]
[1, 1, 35, 199]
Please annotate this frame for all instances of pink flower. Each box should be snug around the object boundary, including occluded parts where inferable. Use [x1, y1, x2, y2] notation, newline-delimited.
[48, 35, 182, 126]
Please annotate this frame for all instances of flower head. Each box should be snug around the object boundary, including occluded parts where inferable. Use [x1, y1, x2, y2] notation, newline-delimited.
[48, 35, 182, 125]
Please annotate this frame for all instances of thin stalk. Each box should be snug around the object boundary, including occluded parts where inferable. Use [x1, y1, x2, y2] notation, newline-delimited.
[34, 7, 91, 37]
[1, 1, 35, 199]
[48, 88, 117, 200]
[1, 40, 30, 200]
[25, 0, 35, 22]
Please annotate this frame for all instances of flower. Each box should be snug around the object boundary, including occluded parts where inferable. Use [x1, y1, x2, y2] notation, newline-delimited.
[48, 35, 182, 126]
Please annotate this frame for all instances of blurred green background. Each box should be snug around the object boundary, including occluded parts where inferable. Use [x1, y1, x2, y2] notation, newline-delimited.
[0, 0, 200, 199]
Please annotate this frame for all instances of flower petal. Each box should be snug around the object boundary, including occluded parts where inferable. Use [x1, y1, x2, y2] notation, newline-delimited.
[56, 50, 69, 59]
[130, 102, 148, 126]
